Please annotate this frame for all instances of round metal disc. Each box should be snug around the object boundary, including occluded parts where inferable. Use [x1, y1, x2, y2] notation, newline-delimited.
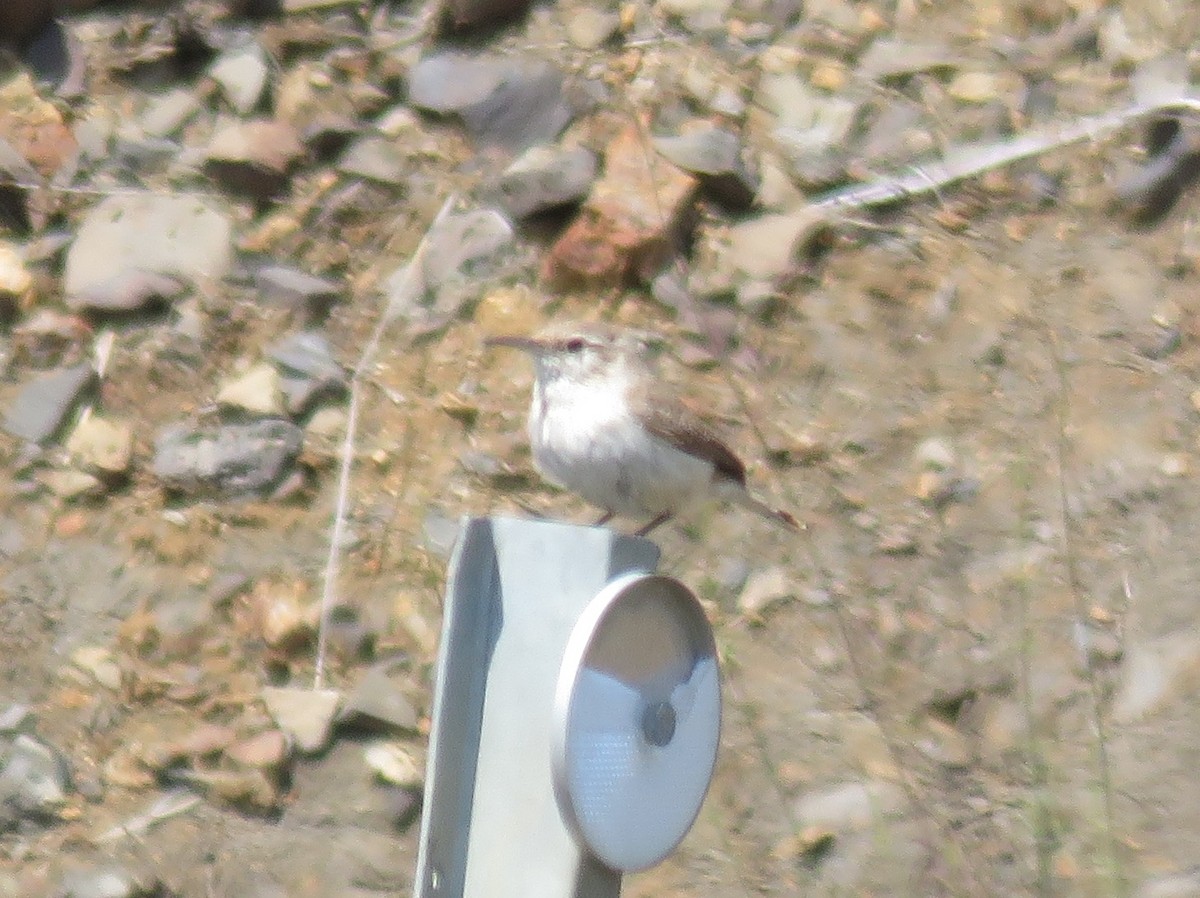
[551, 573, 721, 872]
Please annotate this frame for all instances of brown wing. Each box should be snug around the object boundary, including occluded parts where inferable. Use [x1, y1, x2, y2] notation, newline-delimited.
[633, 382, 747, 486]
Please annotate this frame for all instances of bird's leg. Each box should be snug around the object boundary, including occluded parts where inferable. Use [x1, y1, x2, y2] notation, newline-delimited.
[636, 511, 672, 536]
[594, 510, 615, 526]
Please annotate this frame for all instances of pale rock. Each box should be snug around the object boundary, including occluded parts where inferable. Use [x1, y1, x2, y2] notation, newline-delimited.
[67, 269, 186, 314]
[0, 705, 32, 734]
[758, 73, 857, 139]
[737, 566, 795, 619]
[947, 71, 1010, 104]
[1113, 634, 1200, 722]
[1098, 11, 1163, 68]
[140, 88, 201, 138]
[0, 734, 70, 822]
[916, 717, 972, 769]
[65, 193, 234, 298]
[66, 416, 133, 475]
[39, 469, 102, 499]
[305, 406, 346, 439]
[337, 135, 407, 186]
[261, 686, 341, 754]
[384, 208, 515, 326]
[0, 242, 33, 313]
[840, 714, 896, 779]
[564, 6, 620, 48]
[978, 695, 1025, 761]
[69, 646, 122, 691]
[913, 437, 956, 471]
[1160, 453, 1188, 477]
[721, 209, 825, 282]
[793, 779, 904, 831]
[217, 363, 284, 416]
[209, 42, 269, 116]
[58, 866, 143, 898]
[363, 741, 422, 787]
[755, 156, 803, 211]
[857, 38, 961, 82]
[255, 582, 314, 648]
[339, 666, 419, 732]
[1134, 872, 1200, 898]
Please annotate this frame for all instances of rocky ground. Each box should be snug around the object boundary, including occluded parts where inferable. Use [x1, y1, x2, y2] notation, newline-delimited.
[3, 0, 1200, 896]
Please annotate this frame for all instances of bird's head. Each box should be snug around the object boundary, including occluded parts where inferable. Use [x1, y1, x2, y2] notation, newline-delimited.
[486, 322, 661, 386]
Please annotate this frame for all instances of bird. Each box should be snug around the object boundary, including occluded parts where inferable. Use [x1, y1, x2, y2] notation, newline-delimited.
[486, 321, 799, 536]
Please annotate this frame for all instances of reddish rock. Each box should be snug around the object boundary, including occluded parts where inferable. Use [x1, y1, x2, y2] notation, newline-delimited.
[175, 723, 239, 758]
[226, 729, 290, 771]
[186, 767, 280, 811]
[544, 126, 698, 289]
[0, 82, 78, 179]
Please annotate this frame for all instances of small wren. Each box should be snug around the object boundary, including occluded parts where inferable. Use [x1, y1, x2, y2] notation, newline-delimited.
[487, 322, 798, 535]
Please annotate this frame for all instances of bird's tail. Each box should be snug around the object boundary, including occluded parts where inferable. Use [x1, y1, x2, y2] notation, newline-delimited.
[729, 487, 801, 531]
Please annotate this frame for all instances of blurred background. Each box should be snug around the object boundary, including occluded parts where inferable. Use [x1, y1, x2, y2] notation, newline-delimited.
[1, 1, 1199, 895]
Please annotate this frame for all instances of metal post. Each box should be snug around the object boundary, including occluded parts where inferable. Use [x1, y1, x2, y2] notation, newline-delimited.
[414, 516, 660, 898]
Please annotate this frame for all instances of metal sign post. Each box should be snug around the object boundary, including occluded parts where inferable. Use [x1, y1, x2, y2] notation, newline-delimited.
[414, 516, 720, 898]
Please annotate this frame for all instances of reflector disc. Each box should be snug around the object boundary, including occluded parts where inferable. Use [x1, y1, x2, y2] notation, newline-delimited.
[552, 573, 721, 872]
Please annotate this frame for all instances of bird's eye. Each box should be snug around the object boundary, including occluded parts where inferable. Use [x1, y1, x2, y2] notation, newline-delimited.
[565, 337, 585, 353]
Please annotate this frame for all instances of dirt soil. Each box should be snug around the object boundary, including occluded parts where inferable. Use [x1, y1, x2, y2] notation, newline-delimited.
[4, 1, 1200, 896]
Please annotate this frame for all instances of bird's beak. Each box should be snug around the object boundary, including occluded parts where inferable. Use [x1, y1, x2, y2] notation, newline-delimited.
[485, 334, 541, 353]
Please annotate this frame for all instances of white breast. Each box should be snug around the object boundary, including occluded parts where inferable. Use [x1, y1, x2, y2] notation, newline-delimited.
[529, 372, 714, 517]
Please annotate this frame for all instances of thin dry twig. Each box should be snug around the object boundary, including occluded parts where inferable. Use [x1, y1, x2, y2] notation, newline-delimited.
[312, 194, 457, 690]
[826, 593, 993, 897]
[1008, 451, 1057, 896]
[1043, 327, 1125, 893]
[811, 93, 1200, 215]
[95, 789, 201, 843]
